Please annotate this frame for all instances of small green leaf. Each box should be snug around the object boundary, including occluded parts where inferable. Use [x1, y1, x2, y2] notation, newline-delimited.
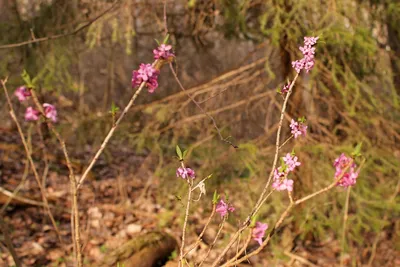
[291, 149, 295, 156]
[212, 190, 220, 204]
[154, 39, 160, 46]
[182, 150, 188, 159]
[250, 215, 258, 228]
[176, 145, 183, 160]
[168, 250, 178, 260]
[298, 116, 306, 123]
[162, 34, 170, 44]
[351, 142, 363, 157]
[21, 69, 34, 88]
[110, 102, 119, 113]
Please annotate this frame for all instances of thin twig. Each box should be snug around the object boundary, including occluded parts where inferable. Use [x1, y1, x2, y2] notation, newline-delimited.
[340, 187, 351, 267]
[37, 125, 49, 187]
[198, 217, 226, 267]
[224, 230, 252, 265]
[168, 64, 238, 149]
[1, 78, 62, 244]
[278, 135, 293, 150]
[0, 186, 45, 208]
[0, 1, 120, 49]
[183, 204, 216, 257]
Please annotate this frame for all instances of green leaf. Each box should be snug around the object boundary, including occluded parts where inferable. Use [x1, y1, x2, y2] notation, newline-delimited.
[212, 190, 220, 204]
[110, 102, 119, 113]
[162, 34, 170, 44]
[182, 150, 188, 159]
[351, 142, 363, 157]
[154, 39, 160, 46]
[250, 214, 258, 228]
[298, 116, 306, 123]
[176, 145, 183, 160]
[21, 69, 34, 88]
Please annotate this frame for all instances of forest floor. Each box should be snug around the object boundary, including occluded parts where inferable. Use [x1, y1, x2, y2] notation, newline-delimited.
[0, 128, 399, 267]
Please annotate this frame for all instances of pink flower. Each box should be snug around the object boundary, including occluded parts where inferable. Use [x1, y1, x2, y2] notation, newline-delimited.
[215, 199, 235, 217]
[303, 36, 319, 46]
[333, 153, 359, 188]
[272, 153, 300, 192]
[25, 107, 39, 121]
[272, 178, 294, 192]
[176, 167, 196, 179]
[280, 81, 291, 94]
[283, 153, 301, 171]
[131, 64, 160, 93]
[14, 86, 31, 102]
[292, 36, 318, 73]
[290, 119, 307, 138]
[153, 44, 175, 60]
[43, 103, 57, 122]
[252, 222, 268, 245]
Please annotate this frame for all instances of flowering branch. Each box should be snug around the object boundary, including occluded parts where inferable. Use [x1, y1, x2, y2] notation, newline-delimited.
[1, 78, 62, 244]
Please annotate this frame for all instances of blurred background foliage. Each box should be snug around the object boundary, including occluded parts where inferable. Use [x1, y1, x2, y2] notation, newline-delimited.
[1, 0, 399, 265]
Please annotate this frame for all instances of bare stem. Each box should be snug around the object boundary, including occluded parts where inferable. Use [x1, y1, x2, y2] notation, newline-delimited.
[198, 218, 226, 267]
[279, 135, 293, 150]
[340, 187, 351, 267]
[77, 81, 146, 188]
[30, 89, 83, 267]
[179, 174, 193, 267]
[183, 204, 216, 257]
[224, 230, 252, 265]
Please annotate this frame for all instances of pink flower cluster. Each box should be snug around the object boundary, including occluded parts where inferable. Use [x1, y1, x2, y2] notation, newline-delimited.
[131, 63, 159, 93]
[215, 199, 235, 217]
[252, 222, 268, 245]
[292, 36, 318, 73]
[14, 86, 31, 101]
[290, 119, 307, 138]
[272, 153, 301, 192]
[153, 44, 175, 60]
[333, 153, 359, 187]
[176, 167, 196, 179]
[24, 103, 58, 122]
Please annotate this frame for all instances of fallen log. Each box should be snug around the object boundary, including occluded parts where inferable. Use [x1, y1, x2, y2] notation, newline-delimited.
[100, 231, 178, 267]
